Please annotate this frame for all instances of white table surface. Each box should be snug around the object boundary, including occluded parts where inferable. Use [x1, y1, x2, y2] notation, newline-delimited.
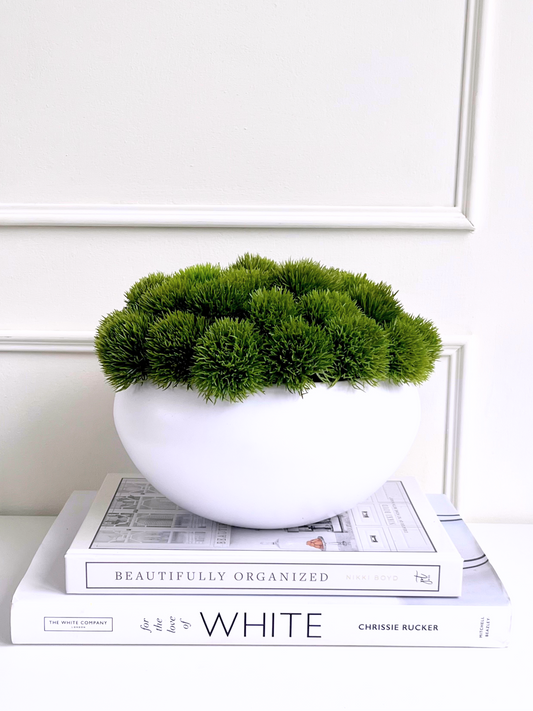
[0, 516, 531, 711]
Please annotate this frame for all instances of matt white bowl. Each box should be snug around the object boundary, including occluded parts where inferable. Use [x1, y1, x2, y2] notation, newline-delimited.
[114, 381, 420, 528]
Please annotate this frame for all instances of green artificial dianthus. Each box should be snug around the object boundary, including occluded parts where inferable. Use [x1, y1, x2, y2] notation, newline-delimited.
[298, 289, 361, 327]
[411, 315, 442, 364]
[340, 273, 403, 324]
[125, 272, 169, 309]
[191, 318, 267, 402]
[136, 273, 189, 317]
[228, 253, 279, 274]
[276, 259, 343, 296]
[96, 255, 442, 400]
[95, 309, 153, 390]
[147, 311, 207, 387]
[136, 264, 222, 317]
[265, 317, 335, 395]
[326, 313, 389, 387]
[178, 263, 223, 284]
[185, 269, 274, 319]
[249, 287, 298, 333]
[385, 314, 434, 385]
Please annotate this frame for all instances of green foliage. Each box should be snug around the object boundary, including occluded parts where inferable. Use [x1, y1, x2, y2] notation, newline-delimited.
[178, 263, 223, 284]
[298, 289, 361, 327]
[249, 287, 298, 333]
[325, 313, 389, 387]
[125, 272, 169, 308]
[276, 259, 343, 296]
[135, 264, 222, 317]
[185, 268, 274, 319]
[96, 255, 442, 400]
[339, 272, 403, 324]
[147, 312, 207, 387]
[411, 315, 442, 363]
[95, 309, 153, 390]
[191, 318, 267, 402]
[384, 315, 433, 385]
[265, 317, 335, 395]
[228, 253, 279, 274]
[136, 273, 189, 317]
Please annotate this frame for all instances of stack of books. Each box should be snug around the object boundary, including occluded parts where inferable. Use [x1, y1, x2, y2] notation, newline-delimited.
[11, 474, 511, 646]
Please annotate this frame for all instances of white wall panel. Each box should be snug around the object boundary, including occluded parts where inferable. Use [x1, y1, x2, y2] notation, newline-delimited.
[0, 0, 475, 228]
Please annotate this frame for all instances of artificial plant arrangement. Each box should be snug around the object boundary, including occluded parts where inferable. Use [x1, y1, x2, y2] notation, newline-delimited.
[96, 255, 441, 527]
[95, 254, 441, 402]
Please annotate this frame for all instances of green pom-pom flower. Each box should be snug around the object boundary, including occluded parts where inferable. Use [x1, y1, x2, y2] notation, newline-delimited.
[147, 312, 207, 387]
[265, 317, 335, 395]
[249, 287, 298, 333]
[191, 318, 267, 402]
[178, 263, 223, 284]
[298, 289, 361, 327]
[136, 265, 222, 317]
[185, 269, 274, 319]
[385, 315, 433, 385]
[95, 309, 153, 390]
[276, 259, 343, 296]
[125, 272, 169, 309]
[136, 273, 189, 317]
[228, 253, 279, 274]
[340, 273, 403, 324]
[326, 313, 390, 387]
[411, 315, 442, 365]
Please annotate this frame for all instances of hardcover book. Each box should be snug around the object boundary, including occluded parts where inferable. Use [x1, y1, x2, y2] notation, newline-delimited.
[11, 492, 511, 647]
[64, 474, 463, 596]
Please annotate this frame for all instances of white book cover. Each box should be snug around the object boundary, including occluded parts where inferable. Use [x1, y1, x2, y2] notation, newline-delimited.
[11, 492, 511, 647]
[65, 474, 463, 596]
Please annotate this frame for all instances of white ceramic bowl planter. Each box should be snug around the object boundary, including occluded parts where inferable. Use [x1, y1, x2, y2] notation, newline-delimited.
[114, 381, 421, 529]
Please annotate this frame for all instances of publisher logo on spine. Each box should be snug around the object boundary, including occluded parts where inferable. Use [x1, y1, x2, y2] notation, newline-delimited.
[44, 617, 113, 632]
[414, 570, 434, 585]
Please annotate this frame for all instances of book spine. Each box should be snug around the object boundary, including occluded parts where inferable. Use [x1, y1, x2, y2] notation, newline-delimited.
[11, 596, 510, 647]
[66, 558, 462, 596]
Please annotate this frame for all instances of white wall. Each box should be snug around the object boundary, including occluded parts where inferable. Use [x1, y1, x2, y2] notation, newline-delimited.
[0, 1, 531, 522]
[0, 0, 466, 207]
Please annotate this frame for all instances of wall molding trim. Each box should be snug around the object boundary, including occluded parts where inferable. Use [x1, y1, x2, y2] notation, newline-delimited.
[0, 204, 474, 230]
[0, 331, 95, 352]
[0, 330, 468, 504]
[440, 338, 468, 506]
[454, 0, 483, 219]
[0, 1, 481, 231]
